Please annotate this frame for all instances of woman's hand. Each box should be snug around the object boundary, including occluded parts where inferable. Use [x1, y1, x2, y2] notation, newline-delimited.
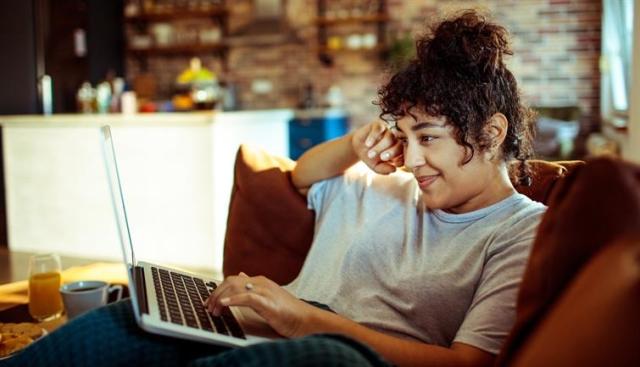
[204, 273, 317, 338]
[352, 120, 404, 174]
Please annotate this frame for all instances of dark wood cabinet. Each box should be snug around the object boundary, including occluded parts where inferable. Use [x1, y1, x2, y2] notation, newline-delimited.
[0, 0, 122, 114]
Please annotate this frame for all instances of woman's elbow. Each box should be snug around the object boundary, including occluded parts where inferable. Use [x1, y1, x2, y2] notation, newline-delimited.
[290, 165, 310, 196]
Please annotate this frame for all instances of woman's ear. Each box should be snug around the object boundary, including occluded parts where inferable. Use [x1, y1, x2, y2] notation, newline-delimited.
[486, 113, 509, 149]
[483, 113, 509, 160]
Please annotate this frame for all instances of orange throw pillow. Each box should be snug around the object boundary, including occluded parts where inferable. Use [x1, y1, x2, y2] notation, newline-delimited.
[222, 145, 314, 285]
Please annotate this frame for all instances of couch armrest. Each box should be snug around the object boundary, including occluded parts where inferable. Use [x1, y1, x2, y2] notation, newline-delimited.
[512, 236, 640, 366]
[497, 157, 640, 366]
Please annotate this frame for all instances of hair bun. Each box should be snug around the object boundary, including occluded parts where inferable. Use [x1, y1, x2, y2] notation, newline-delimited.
[419, 11, 512, 75]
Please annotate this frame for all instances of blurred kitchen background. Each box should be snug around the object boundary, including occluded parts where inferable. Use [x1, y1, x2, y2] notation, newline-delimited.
[0, 0, 637, 278]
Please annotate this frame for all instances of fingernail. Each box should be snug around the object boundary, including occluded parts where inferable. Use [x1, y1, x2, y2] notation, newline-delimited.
[381, 152, 390, 161]
[365, 138, 373, 147]
[220, 298, 230, 305]
[367, 150, 376, 159]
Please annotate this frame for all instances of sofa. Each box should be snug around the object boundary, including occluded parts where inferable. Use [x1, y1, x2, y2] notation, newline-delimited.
[222, 144, 640, 366]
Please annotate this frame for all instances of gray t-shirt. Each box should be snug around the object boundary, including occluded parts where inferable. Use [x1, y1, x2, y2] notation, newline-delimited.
[285, 164, 547, 354]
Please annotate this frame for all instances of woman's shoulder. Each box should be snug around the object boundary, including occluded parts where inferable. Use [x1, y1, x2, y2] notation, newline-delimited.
[510, 193, 547, 216]
[494, 193, 547, 231]
[509, 194, 548, 232]
[487, 194, 547, 253]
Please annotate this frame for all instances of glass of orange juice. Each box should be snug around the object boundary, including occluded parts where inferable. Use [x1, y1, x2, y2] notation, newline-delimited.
[28, 253, 64, 322]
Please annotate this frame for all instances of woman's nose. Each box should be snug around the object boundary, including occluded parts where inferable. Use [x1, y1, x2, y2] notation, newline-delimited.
[403, 143, 426, 170]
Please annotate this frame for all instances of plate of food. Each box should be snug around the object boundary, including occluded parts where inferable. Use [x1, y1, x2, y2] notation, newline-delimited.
[0, 322, 47, 360]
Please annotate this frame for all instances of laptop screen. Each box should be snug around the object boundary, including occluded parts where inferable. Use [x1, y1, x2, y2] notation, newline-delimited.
[100, 126, 143, 318]
[100, 126, 136, 269]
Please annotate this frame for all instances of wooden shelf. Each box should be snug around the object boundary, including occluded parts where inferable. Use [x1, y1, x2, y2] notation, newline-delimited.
[316, 0, 389, 63]
[315, 14, 390, 26]
[317, 45, 387, 54]
[124, 8, 228, 22]
[126, 43, 227, 55]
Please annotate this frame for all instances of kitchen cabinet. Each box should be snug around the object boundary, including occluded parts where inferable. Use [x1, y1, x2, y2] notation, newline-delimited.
[289, 109, 349, 160]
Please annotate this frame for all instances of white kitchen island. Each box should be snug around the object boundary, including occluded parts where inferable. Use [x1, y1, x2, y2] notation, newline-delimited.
[0, 110, 293, 276]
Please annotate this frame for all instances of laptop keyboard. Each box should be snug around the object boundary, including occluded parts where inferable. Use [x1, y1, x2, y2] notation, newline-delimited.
[151, 267, 246, 339]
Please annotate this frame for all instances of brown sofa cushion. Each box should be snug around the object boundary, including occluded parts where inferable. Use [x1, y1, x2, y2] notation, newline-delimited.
[222, 145, 314, 285]
[512, 160, 585, 203]
[496, 157, 640, 366]
[223, 145, 582, 284]
[511, 235, 640, 367]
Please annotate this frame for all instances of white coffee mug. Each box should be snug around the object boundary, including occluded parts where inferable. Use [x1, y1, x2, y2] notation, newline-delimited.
[60, 280, 124, 319]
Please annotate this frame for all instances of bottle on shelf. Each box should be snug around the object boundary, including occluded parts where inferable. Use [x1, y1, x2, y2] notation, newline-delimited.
[110, 77, 126, 113]
[121, 89, 139, 115]
[96, 81, 112, 114]
[76, 82, 96, 114]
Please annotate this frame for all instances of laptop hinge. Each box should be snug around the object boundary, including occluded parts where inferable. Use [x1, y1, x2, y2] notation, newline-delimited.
[133, 266, 149, 314]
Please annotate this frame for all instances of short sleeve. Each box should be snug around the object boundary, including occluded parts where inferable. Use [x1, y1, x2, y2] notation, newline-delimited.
[307, 163, 372, 215]
[307, 178, 329, 212]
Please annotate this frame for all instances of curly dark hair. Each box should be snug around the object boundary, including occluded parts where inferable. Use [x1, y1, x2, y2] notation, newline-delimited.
[377, 10, 536, 186]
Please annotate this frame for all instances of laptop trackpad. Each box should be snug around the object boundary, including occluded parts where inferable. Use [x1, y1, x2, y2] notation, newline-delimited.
[232, 306, 283, 340]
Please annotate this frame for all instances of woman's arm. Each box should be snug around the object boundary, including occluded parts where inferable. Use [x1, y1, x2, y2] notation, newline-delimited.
[291, 120, 404, 195]
[290, 133, 359, 196]
[205, 274, 494, 367]
[304, 307, 495, 367]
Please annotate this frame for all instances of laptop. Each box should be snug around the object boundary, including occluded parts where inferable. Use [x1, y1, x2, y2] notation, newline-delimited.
[100, 125, 278, 348]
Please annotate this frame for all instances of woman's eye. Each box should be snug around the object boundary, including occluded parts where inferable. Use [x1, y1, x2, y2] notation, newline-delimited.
[397, 137, 408, 146]
[420, 136, 436, 143]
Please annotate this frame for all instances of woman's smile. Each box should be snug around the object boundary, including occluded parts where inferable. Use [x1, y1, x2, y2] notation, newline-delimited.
[416, 174, 440, 189]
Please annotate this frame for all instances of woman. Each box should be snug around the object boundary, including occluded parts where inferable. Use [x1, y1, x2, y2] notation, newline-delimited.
[206, 9, 544, 366]
[7, 10, 544, 367]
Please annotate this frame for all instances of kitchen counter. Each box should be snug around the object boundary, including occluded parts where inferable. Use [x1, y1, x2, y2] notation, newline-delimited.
[0, 110, 294, 275]
[0, 111, 216, 127]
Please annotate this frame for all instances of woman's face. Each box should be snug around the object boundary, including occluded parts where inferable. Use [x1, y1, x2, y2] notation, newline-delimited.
[394, 111, 511, 213]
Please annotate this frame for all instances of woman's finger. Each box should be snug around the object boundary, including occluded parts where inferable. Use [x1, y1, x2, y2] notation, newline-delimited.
[209, 275, 268, 315]
[390, 153, 405, 167]
[219, 291, 272, 319]
[364, 122, 387, 149]
[373, 162, 397, 175]
[213, 280, 270, 316]
[206, 276, 243, 313]
[378, 138, 403, 162]
[367, 131, 396, 161]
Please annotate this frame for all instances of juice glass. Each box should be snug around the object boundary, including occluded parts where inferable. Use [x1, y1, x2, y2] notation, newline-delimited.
[28, 253, 64, 321]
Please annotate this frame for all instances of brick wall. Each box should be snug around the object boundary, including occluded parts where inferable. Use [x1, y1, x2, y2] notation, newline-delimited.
[126, 0, 601, 131]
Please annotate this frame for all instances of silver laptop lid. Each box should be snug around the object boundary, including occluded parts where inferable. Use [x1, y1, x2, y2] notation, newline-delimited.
[100, 125, 142, 318]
